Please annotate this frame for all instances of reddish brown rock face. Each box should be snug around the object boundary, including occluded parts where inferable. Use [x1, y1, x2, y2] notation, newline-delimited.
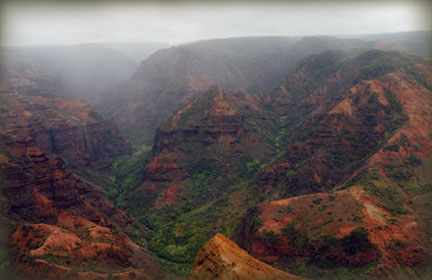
[128, 86, 275, 210]
[236, 188, 428, 274]
[3, 43, 431, 280]
[119, 49, 432, 278]
[0, 85, 163, 279]
[107, 36, 396, 143]
[0, 136, 163, 279]
[1, 90, 131, 170]
[233, 54, 432, 278]
[257, 52, 425, 198]
[189, 233, 306, 280]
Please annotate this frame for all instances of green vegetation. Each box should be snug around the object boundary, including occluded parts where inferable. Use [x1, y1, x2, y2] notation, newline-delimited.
[68, 166, 117, 200]
[282, 222, 309, 251]
[300, 51, 345, 85]
[404, 154, 422, 167]
[275, 223, 376, 278]
[140, 195, 243, 276]
[357, 50, 419, 81]
[81, 48, 429, 278]
[383, 88, 402, 114]
[111, 144, 152, 208]
[364, 183, 410, 215]
[247, 206, 264, 233]
[340, 227, 371, 255]
[313, 198, 323, 205]
[384, 163, 413, 182]
[407, 67, 432, 91]
[367, 91, 379, 104]
[178, 88, 218, 126]
[188, 172, 217, 199]
[385, 239, 406, 250]
[0, 218, 12, 280]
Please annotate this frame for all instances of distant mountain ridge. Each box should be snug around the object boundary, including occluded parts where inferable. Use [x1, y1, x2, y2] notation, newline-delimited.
[345, 30, 432, 57]
[103, 32, 431, 144]
[106, 36, 384, 143]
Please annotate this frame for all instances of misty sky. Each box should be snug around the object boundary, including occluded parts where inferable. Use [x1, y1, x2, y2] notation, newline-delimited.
[2, 1, 431, 46]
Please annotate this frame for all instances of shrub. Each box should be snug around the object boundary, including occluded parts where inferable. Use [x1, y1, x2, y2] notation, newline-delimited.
[383, 88, 402, 114]
[405, 154, 421, 167]
[282, 222, 309, 251]
[367, 92, 379, 104]
[313, 198, 322, 205]
[341, 227, 372, 255]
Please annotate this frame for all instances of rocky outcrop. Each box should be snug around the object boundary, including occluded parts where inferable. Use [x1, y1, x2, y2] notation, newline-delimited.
[1, 90, 131, 170]
[0, 85, 162, 279]
[258, 50, 429, 197]
[235, 188, 428, 275]
[128, 86, 274, 210]
[189, 233, 305, 280]
[132, 49, 432, 278]
[0, 133, 163, 279]
[106, 36, 383, 143]
[234, 51, 432, 277]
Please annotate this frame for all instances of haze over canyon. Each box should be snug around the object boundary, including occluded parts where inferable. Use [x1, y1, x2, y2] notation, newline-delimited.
[1, 1, 432, 280]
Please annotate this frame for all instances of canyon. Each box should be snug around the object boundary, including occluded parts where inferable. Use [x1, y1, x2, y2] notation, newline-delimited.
[1, 32, 432, 279]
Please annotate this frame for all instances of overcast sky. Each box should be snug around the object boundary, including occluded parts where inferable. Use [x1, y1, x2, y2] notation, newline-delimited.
[1, 1, 431, 46]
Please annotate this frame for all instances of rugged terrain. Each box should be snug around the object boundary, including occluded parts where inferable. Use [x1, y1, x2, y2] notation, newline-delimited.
[103, 33, 432, 144]
[123, 49, 432, 278]
[105, 36, 387, 143]
[0, 80, 164, 279]
[2, 32, 432, 279]
[0, 62, 134, 197]
[0, 140, 162, 279]
[1, 92, 131, 170]
[235, 51, 432, 279]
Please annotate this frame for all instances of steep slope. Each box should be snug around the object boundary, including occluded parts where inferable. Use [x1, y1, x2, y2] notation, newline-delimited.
[0, 146, 163, 279]
[126, 86, 274, 210]
[106, 36, 380, 143]
[1, 91, 131, 172]
[234, 51, 432, 279]
[189, 233, 305, 280]
[0, 58, 62, 99]
[259, 49, 423, 197]
[2, 44, 138, 103]
[123, 49, 432, 278]
[113, 52, 298, 274]
[0, 89, 164, 279]
[119, 87, 276, 275]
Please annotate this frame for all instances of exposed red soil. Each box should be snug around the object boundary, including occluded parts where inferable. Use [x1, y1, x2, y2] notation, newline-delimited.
[151, 185, 179, 210]
[0, 108, 163, 280]
[239, 64, 432, 277]
[131, 87, 273, 211]
[248, 187, 427, 273]
[1, 91, 131, 169]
